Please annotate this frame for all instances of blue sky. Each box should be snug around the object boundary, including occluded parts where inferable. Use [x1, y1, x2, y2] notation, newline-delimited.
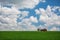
[0, 0, 60, 31]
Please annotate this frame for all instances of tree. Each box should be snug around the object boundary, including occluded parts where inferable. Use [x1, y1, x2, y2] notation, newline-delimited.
[37, 28, 47, 32]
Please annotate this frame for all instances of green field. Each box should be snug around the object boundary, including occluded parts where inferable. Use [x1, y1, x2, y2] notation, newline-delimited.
[0, 31, 60, 40]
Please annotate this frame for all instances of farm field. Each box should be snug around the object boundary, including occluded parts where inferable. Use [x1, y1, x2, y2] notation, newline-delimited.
[0, 31, 60, 40]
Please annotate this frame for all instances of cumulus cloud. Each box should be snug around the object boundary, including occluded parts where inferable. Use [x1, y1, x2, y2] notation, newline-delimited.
[50, 27, 59, 31]
[0, 0, 46, 9]
[0, 6, 21, 31]
[19, 11, 29, 19]
[0, 6, 29, 31]
[52, 6, 60, 12]
[17, 16, 38, 31]
[0, 5, 38, 31]
[35, 5, 60, 31]
[13, 0, 40, 9]
[1, 0, 60, 31]
[30, 16, 38, 23]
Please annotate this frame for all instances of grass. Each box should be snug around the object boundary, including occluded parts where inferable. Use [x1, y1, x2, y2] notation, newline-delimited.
[0, 31, 60, 40]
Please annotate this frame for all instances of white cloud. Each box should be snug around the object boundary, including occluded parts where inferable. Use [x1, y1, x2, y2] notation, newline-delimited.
[13, 0, 40, 9]
[30, 16, 38, 23]
[1, 0, 60, 31]
[0, 0, 46, 9]
[18, 16, 38, 31]
[52, 6, 60, 12]
[40, 0, 46, 2]
[35, 5, 52, 16]
[35, 9, 40, 14]
[19, 11, 29, 19]
[50, 27, 59, 31]
[0, 0, 46, 31]
[0, 5, 38, 31]
[35, 5, 60, 31]
[0, 6, 21, 31]
[40, 15, 49, 23]
[17, 18, 37, 31]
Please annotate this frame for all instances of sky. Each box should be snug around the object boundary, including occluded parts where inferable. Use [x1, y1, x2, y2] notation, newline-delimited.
[0, 0, 60, 31]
